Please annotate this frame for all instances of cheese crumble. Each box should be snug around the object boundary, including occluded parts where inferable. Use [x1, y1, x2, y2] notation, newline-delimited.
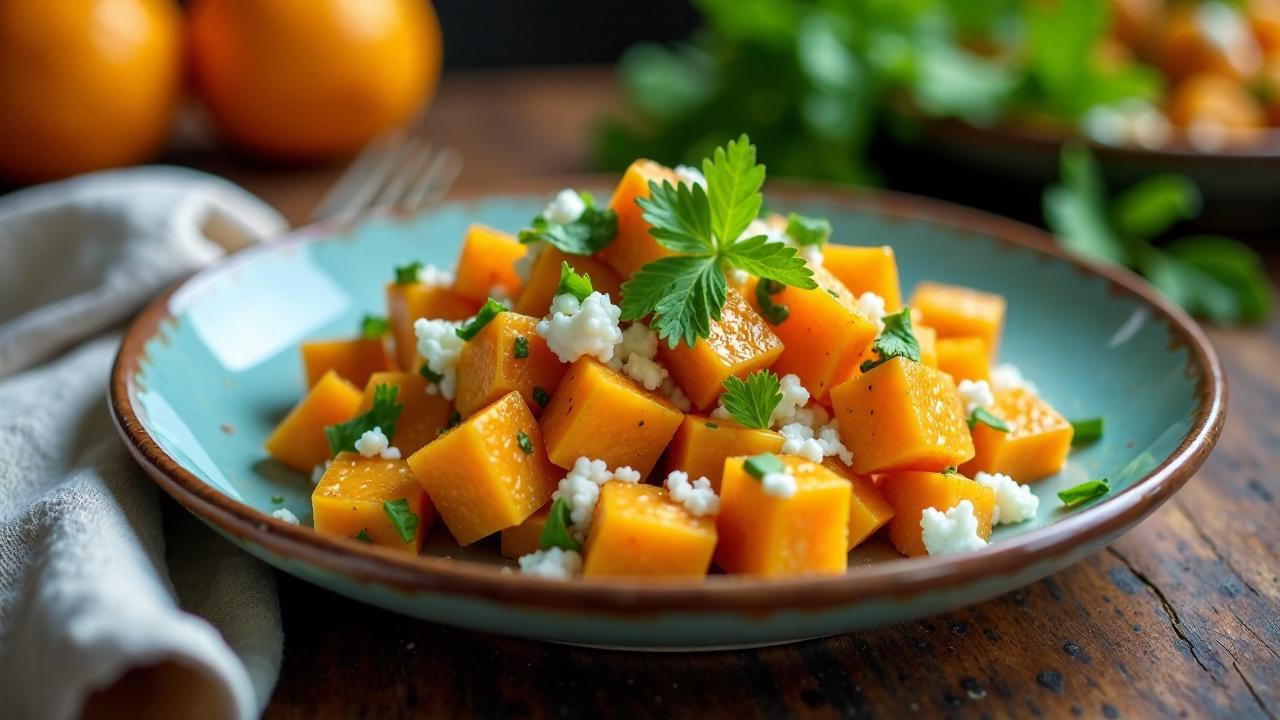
[857, 292, 887, 334]
[536, 291, 624, 364]
[414, 317, 466, 399]
[957, 379, 995, 415]
[664, 471, 720, 517]
[761, 470, 798, 499]
[551, 457, 641, 538]
[517, 547, 582, 579]
[674, 165, 707, 188]
[271, 508, 300, 525]
[991, 363, 1040, 396]
[974, 471, 1039, 525]
[920, 500, 988, 556]
[778, 420, 853, 466]
[354, 426, 400, 459]
[416, 264, 454, 287]
[543, 188, 587, 224]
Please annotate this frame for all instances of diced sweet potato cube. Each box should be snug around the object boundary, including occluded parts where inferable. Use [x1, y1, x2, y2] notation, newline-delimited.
[822, 461, 897, 551]
[582, 482, 717, 577]
[407, 391, 558, 545]
[658, 289, 784, 410]
[358, 372, 453, 456]
[385, 281, 478, 371]
[453, 224, 526, 303]
[500, 502, 550, 559]
[454, 312, 567, 418]
[916, 325, 939, 368]
[822, 245, 903, 311]
[751, 266, 878, 402]
[831, 356, 975, 475]
[879, 471, 995, 557]
[301, 338, 392, 388]
[961, 388, 1073, 482]
[936, 336, 990, 382]
[715, 455, 851, 576]
[910, 282, 1007, 357]
[540, 358, 683, 476]
[596, 159, 679, 279]
[514, 246, 623, 316]
[265, 370, 363, 472]
[662, 415, 784, 491]
[312, 452, 434, 554]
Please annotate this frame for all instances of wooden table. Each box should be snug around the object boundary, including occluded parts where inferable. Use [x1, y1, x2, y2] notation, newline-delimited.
[199, 68, 1279, 719]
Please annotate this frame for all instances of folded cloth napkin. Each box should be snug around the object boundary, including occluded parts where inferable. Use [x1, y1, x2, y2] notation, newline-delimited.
[0, 167, 289, 719]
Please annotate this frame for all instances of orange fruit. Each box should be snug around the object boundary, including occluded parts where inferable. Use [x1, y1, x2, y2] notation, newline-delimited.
[1166, 73, 1266, 147]
[188, 0, 442, 162]
[0, 0, 183, 183]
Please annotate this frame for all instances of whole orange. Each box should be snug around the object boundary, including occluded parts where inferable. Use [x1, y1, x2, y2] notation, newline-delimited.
[0, 0, 182, 183]
[188, 0, 442, 162]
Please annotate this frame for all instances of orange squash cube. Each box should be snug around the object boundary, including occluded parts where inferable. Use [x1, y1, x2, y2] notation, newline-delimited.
[662, 415, 784, 491]
[385, 281, 478, 371]
[658, 289, 784, 410]
[581, 482, 718, 577]
[358, 372, 453, 456]
[961, 388, 1073, 482]
[407, 391, 558, 545]
[301, 338, 392, 388]
[596, 159, 679, 279]
[540, 358, 684, 476]
[514, 246, 623, 316]
[751, 266, 878, 402]
[312, 452, 434, 554]
[715, 455, 852, 576]
[879, 471, 995, 557]
[830, 356, 975, 475]
[822, 245, 903, 311]
[910, 282, 1007, 358]
[453, 224, 527, 303]
[916, 325, 939, 368]
[264, 370, 363, 472]
[454, 312, 567, 418]
[936, 336, 990, 382]
[499, 502, 550, 559]
[822, 461, 897, 551]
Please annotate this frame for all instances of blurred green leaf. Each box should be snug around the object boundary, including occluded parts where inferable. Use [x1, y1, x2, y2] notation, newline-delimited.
[1022, 0, 1108, 117]
[1044, 146, 1129, 265]
[1162, 235, 1272, 323]
[618, 43, 714, 121]
[911, 39, 1018, 124]
[1112, 174, 1201, 240]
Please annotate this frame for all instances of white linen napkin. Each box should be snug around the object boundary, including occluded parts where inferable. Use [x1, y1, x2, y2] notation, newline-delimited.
[0, 167, 289, 719]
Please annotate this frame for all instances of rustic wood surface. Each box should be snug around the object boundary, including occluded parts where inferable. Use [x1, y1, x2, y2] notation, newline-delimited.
[191, 67, 1279, 719]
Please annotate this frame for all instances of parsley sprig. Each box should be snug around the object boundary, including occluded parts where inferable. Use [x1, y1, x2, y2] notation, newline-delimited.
[324, 384, 403, 455]
[859, 309, 921, 373]
[620, 135, 817, 348]
[556, 261, 594, 302]
[539, 497, 582, 552]
[361, 314, 389, 339]
[519, 190, 618, 255]
[383, 498, 420, 543]
[720, 370, 782, 430]
[1058, 478, 1110, 507]
[969, 407, 1010, 432]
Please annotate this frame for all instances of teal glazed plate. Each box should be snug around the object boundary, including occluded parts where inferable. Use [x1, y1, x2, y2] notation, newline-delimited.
[110, 180, 1225, 649]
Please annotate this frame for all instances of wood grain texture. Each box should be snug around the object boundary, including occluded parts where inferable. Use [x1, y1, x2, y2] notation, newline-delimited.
[187, 68, 1278, 719]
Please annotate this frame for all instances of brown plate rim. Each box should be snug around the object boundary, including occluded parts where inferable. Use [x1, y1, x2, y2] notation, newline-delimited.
[109, 177, 1226, 617]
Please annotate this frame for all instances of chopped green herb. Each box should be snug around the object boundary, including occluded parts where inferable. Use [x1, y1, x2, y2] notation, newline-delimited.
[969, 407, 1010, 432]
[455, 299, 508, 341]
[394, 261, 423, 285]
[705, 422, 719, 429]
[720, 370, 782, 430]
[754, 278, 790, 325]
[826, 288, 840, 299]
[514, 335, 530, 359]
[941, 466, 958, 476]
[271, 494, 284, 504]
[354, 529, 372, 543]
[532, 386, 551, 407]
[785, 213, 832, 246]
[516, 431, 534, 455]
[538, 497, 582, 552]
[361, 314, 390, 339]
[419, 365, 444, 383]
[744, 452, 785, 480]
[324, 384, 403, 454]
[1058, 478, 1110, 507]
[859, 309, 921, 373]
[555, 261, 594, 302]
[518, 191, 619, 255]
[382, 498, 420, 543]
[1070, 417, 1104, 446]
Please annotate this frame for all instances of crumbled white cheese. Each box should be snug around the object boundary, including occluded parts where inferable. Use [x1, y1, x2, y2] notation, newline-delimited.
[517, 547, 582, 579]
[729, 268, 751, 286]
[920, 500, 988, 556]
[673, 165, 707, 188]
[622, 353, 668, 391]
[761, 470, 798, 499]
[310, 461, 330, 486]
[990, 363, 1040, 396]
[957, 379, 995, 415]
[664, 471, 720, 517]
[536, 291, 624, 364]
[791, 403, 831, 429]
[741, 218, 786, 244]
[779, 420, 853, 466]
[552, 457, 613, 531]
[414, 318, 466, 399]
[611, 322, 659, 364]
[1082, 99, 1172, 150]
[770, 373, 811, 428]
[513, 242, 543, 284]
[488, 284, 512, 307]
[857, 292, 887, 334]
[354, 426, 400, 459]
[797, 243, 824, 269]
[974, 472, 1039, 525]
[612, 466, 642, 484]
[416, 264, 454, 287]
[661, 377, 693, 412]
[543, 188, 587, 224]
[271, 508, 300, 525]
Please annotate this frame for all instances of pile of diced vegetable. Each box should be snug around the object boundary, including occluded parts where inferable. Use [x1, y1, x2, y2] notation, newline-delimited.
[264, 136, 1105, 580]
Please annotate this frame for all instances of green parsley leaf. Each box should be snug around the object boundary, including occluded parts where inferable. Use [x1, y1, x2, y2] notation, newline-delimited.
[532, 386, 551, 407]
[720, 370, 782, 430]
[516, 431, 534, 455]
[941, 466, 958, 476]
[437, 410, 462, 436]
[1070, 417, 1104, 446]
[705, 421, 719, 429]
[419, 365, 443, 383]
[324, 384, 403, 454]
[859, 309, 921, 372]
[1112, 174, 1201, 240]
[455, 299, 508, 341]
[394, 261, 424, 285]
[637, 179, 714, 254]
[383, 498, 420, 543]
[703, 133, 766, 248]
[744, 452, 785, 480]
[1145, 235, 1272, 324]
[621, 255, 725, 348]
[785, 213, 832, 246]
[354, 529, 372, 543]
[518, 193, 618, 255]
[1058, 478, 1110, 507]
[361, 314, 390, 339]
[1044, 146, 1129, 266]
[514, 336, 530, 359]
[721, 234, 815, 287]
[538, 497, 582, 552]
[556, 261, 595, 302]
[754, 278, 790, 325]
[969, 407, 1010, 432]
[271, 494, 284, 503]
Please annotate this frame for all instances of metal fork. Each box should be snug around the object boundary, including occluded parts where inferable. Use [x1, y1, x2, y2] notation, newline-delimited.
[309, 130, 463, 224]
